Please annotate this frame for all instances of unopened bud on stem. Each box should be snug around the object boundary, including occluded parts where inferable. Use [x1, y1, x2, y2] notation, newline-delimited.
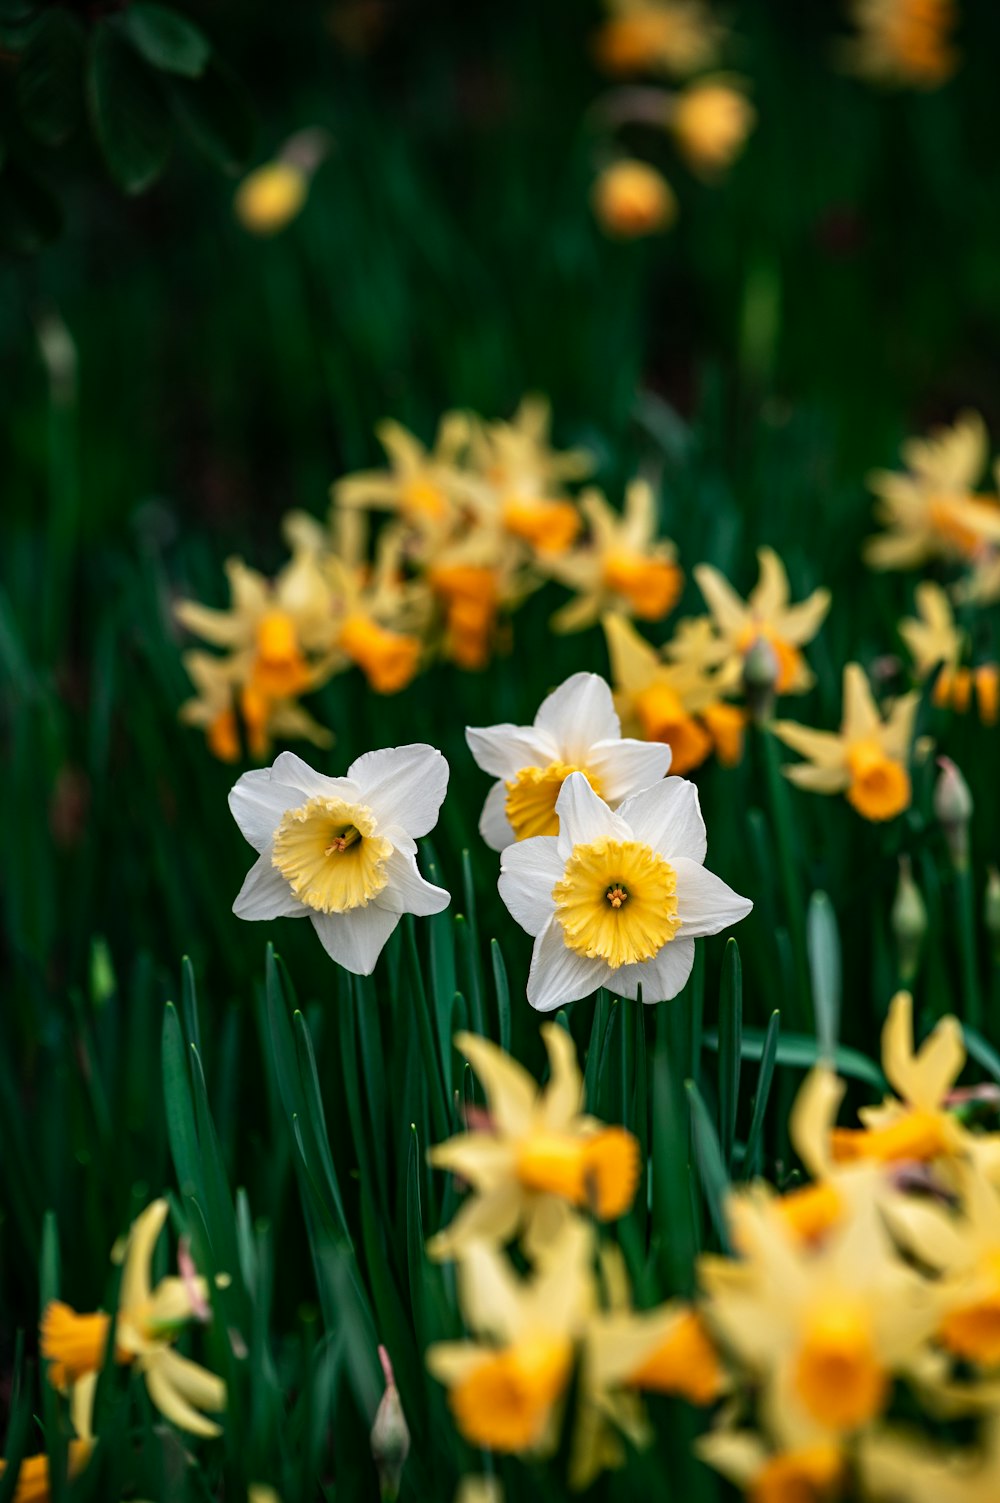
[934, 757, 973, 869]
[891, 857, 927, 985]
[371, 1346, 409, 1502]
[743, 634, 779, 723]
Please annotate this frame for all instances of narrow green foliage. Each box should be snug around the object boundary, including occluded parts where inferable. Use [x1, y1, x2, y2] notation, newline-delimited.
[717, 938, 742, 1169]
[807, 891, 841, 1058]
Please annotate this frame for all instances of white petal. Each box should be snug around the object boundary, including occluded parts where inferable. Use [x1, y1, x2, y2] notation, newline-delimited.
[479, 781, 517, 852]
[613, 937, 695, 1002]
[498, 837, 562, 935]
[673, 857, 752, 938]
[270, 750, 349, 799]
[586, 737, 672, 804]
[228, 771, 307, 853]
[347, 744, 449, 838]
[233, 855, 308, 920]
[465, 724, 558, 779]
[616, 777, 707, 863]
[379, 848, 451, 916]
[527, 917, 604, 1012]
[310, 904, 402, 974]
[554, 772, 631, 857]
[534, 672, 620, 763]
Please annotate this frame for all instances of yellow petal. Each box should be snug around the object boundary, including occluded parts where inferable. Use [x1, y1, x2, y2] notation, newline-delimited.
[841, 663, 881, 740]
[454, 1032, 537, 1135]
[693, 562, 748, 640]
[602, 612, 660, 692]
[538, 1023, 585, 1128]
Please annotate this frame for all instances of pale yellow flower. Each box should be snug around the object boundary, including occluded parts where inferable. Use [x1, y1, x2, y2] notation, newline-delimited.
[545, 480, 682, 633]
[698, 1420, 845, 1503]
[864, 412, 1000, 571]
[427, 1026, 640, 1260]
[694, 546, 830, 696]
[899, 582, 999, 724]
[860, 1419, 1000, 1503]
[426, 1219, 595, 1455]
[771, 663, 919, 821]
[670, 77, 756, 177]
[234, 163, 308, 235]
[41, 1201, 226, 1437]
[594, 0, 724, 79]
[604, 612, 745, 774]
[591, 160, 677, 238]
[465, 395, 592, 557]
[842, 0, 959, 89]
[333, 413, 474, 544]
[178, 649, 332, 763]
[427, 526, 532, 671]
[0, 1376, 95, 1503]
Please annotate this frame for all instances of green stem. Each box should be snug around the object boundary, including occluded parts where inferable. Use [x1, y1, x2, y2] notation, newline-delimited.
[954, 865, 982, 1032]
[759, 727, 810, 1028]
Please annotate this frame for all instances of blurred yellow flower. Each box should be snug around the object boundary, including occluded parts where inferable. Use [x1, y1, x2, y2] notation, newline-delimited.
[604, 612, 744, 773]
[694, 547, 830, 697]
[546, 480, 682, 632]
[427, 1026, 640, 1260]
[466, 395, 592, 556]
[0, 1378, 94, 1503]
[591, 160, 677, 238]
[234, 162, 309, 235]
[594, 0, 724, 78]
[179, 649, 333, 762]
[771, 663, 919, 821]
[899, 582, 999, 723]
[670, 77, 756, 177]
[333, 413, 474, 545]
[41, 1200, 225, 1436]
[426, 1219, 595, 1455]
[864, 412, 1000, 571]
[843, 0, 959, 89]
[698, 1422, 844, 1503]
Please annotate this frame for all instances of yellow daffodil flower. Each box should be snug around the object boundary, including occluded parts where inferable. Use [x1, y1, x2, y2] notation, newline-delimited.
[604, 612, 745, 773]
[179, 649, 333, 763]
[426, 1218, 595, 1455]
[427, 1025, 640, 1260]
[427, 528, 530, 670]
[235, 163, 309, 235]
[829, 991, 967, 1166]
[41, 1200, 225, 1437]
[859, 1418, 1000, 1503]
[899, 582, 999, 723]
[333, 413, 475, 543]
[465, 395, 592, 556]
[0, 1375, 95, 1503]
[771, 662, 919, 821]
[863, 412, 1000, 571]
[698, 1420, 844, 1503]
[694, 546, 830, 696]
[670, 77, 756, 178]
[700, 1181, 936, 1440]
[543, 480, 682, 632]
[842, 0, 959, 89]
[594, 0, 724, 79]
[466, 670, 671, 849]
[591, 161, 678, 238]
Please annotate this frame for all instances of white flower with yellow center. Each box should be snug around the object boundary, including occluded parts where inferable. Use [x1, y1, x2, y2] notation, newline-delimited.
[229, 746, 450, 974]
[467, 672, 672, 851]
[499, 771, 751, 1010]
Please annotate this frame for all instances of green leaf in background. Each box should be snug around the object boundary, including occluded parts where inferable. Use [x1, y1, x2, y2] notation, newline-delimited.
[807, 891, 842, 1059]
[88, 23, 170, 193]
[742, 1009, 781, 1180]
[704, 1027, 886, 1092]
[686, 1080, 731, 1252]
[15, 9, 85, 147]
[122, 3, 211, 79]
[717, 938, 742, 1169]
[168, 60, 253, 174]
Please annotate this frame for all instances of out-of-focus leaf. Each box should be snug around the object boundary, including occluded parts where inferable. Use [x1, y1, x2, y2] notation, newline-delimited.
[16, 9, 85, 146]
[718, 938, 742, 1169]
[808, 890, 841, 1057]
[168, 59, 253, 173]
[88, 24, 170, 193]
[122, 3, 210, 78]
[687, 1080, 731, 1252]
[742, 1009, 780, 1180]
[703, 1026, 884, 1091]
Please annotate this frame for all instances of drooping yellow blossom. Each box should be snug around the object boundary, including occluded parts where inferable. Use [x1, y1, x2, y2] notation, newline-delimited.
[465, 395, 592, 557]
[829, 991, 967, 1166]
[604, 611, 745, 773]
[426, 1219, 595, 1455]
[771, 662, 919, 821]
[594, 0, 724, 78]
[427, 1027, 640, 1260]
[899, 581, 999, 723]
[41, 1200, 226, 1437]
[333, 412, 475, 546]
[864, 412, 1000, 571]
[700, 1180, 936, 1440]
[571, 1244, 724, 1488]
[842, 0, 959, 89]
[545, 481, 682, 633]
[670, 77, 756, 177]
[0, 1376, 95, 1503]
[694, 546, 831, 697]
[591, 160, 678, 238]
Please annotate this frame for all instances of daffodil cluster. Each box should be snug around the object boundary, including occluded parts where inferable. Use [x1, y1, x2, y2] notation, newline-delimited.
[841, 0, 960, 89]
[589, 0, 756, 239]
[176, 399, 695, 763]
[425, 1027, 724, 1487]
[696, 992, 1000, 1502]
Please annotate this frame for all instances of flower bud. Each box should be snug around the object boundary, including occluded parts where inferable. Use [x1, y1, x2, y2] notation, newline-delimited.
[591, 160, 677, 239]
[891, 857, 926, 985]
[371, 1346, 409, 1502]
[742, 634, 779, 722]
[934, 757, 973, 869]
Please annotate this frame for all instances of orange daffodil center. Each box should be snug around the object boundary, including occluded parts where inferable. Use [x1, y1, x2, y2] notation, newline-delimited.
[229, 744, 450, 975]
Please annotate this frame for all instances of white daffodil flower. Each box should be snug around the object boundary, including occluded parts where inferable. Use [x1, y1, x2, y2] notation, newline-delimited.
[229, 745, 450, 974]
[499, 771, 751, 1011]
[466, 671, 672, 851]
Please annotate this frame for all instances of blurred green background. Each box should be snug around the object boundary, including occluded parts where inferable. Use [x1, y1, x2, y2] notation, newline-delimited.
[3, 1, 1000, 1496]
